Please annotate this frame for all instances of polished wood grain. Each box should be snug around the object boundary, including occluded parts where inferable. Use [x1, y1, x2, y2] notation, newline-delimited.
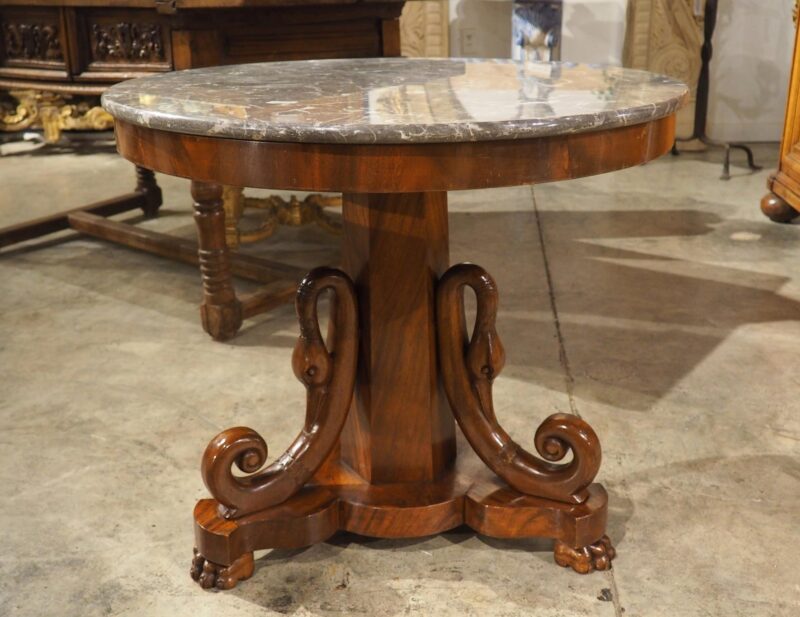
[201, 267, 358, 518]
[192, 458, 612, 590]
[339, 192, 455, 484]
[112, 80, 683, 590]
[114, 114, 676, 194]
[436, 263, 601, 504]
[170, 102, 694, 585]
[192, 188, 624, 587]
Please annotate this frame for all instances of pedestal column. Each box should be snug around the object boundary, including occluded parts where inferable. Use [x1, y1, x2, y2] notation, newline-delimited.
[339, 192, 456, 483]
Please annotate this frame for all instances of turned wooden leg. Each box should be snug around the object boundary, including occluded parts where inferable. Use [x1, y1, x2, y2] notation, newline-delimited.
[761, 192, 799, 224]
[554, 535, 616, 574]
[191, 180, 242, 341]
[135, 166, 163, 218]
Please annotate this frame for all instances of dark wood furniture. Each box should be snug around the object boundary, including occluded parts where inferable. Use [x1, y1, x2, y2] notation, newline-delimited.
[0, 1, 407, 337]
[0, 0, 404, 86]
[762, 7, 800, 223]
[104, 58, 683, 589]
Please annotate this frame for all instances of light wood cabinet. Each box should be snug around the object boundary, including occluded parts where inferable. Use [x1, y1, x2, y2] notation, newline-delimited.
[762, 10, 800, 223]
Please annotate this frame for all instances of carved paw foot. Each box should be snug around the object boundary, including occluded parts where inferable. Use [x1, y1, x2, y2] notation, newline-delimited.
[554, 535, 616, 574]
[190, 548, 254, 590]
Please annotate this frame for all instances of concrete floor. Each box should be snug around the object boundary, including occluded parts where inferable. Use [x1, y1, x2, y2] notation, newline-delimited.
[1, 140, 799, 617]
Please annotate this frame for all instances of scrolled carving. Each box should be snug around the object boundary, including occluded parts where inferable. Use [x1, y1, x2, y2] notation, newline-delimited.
[436, 263, 601, 504]
[91, 22, 164, 62]
[3, 22, 63, 61]
[201, 267, 358, 519]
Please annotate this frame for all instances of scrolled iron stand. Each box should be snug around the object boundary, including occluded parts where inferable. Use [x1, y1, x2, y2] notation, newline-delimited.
[672, 0, 761, 180]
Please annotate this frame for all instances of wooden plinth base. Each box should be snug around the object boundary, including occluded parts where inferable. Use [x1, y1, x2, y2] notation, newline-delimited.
[192, 471, 612, 590]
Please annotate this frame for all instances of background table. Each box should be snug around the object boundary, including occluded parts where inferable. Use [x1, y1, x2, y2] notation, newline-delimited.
[0, 1, 413, 341]
[102, 58, 687, 591]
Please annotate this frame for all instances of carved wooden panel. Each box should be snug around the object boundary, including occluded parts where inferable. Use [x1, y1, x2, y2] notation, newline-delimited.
[0, 8, 66, 69]
[90, 22, 165, 63]
[79, 11, 171, 72]
[400, 0, 449, 57]
[623, 0, 702, 135]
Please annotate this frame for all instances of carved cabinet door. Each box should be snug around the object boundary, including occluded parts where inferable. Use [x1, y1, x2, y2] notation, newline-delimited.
[0, 7, 70, 78]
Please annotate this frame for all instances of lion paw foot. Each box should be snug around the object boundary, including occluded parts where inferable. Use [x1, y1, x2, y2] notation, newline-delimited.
[554, 535, 616, 574]
[190, 548, 254, 590]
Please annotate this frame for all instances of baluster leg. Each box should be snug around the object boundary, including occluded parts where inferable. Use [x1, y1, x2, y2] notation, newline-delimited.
[191, 180, 242, 340]
[135, 166, 163, 218]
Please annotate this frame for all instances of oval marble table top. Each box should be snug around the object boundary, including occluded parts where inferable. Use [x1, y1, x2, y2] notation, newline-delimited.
[102, 58, 688, 145]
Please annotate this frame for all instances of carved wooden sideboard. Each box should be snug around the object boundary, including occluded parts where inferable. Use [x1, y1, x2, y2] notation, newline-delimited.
[0, 0, 411, 140]
[0, 0, 461, 339]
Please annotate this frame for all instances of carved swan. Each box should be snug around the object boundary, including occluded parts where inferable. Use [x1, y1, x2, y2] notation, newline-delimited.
[436, 263, 601, 504]
[201, 267, 358, 519]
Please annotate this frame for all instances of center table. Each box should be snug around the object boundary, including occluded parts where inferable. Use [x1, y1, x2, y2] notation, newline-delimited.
[102, 58, 687, 590]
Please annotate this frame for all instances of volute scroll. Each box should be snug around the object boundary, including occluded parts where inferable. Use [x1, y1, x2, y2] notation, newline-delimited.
[201, 267, 359, 519]
[436, 263, 601, 504]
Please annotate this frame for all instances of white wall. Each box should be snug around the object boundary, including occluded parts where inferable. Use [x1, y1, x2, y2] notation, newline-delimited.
[447, 0, 793, 141]
[707, 0, 794, 142]
[449, 0, 512, 57]
[448, 1, 627, 63]
[561, 0, 627, 64]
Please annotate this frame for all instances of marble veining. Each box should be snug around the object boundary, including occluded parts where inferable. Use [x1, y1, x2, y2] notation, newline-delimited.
[102, 58, 688, 144]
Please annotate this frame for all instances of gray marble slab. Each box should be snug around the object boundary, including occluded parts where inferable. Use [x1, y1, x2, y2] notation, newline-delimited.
[102, 58, 688, 144]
